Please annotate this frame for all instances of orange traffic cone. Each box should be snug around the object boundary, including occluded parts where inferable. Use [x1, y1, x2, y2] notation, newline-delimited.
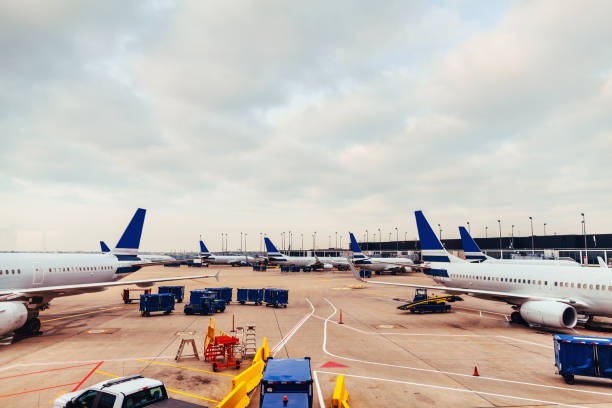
[339, 309, 344, 324]
[473, 366, 479, 376]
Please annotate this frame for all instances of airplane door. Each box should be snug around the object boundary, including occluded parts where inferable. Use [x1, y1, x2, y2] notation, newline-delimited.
[32, 262, 44, 285]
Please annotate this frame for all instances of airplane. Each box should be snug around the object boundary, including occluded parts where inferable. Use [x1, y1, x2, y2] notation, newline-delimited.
[199, 239, 260, 266]
[264, 237, 334, 269]
[100, 241, 176, 263]
[348, 232, 414, 274]
[348, 210, 612, 330]
[459, 226, 579, 266]
[0, 209, 217, 343]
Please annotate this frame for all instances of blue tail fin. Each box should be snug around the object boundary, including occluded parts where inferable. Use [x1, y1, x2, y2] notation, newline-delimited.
[415, 210, 453, 263]
[459, 226, 487, 261]
[199, 240, 210, 254]
[264, 237, 281, 254]
[349, 232, 362, 253]
[114, 208, 146, 256]
[100, 241, 111, 253]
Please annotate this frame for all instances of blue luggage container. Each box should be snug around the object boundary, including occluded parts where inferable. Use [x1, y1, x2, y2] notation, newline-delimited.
[158, 286, 185, 303]
[280, 266, 290, 272]
[237, 288, 264, 305]
[253, 265, 261, 271]
[184, 290, 216, 315]
[260, 357, 312, 408]
[139, 294, 175, 317]
[302, 266, 311, 272]
[359, 270, 372, 278]
[264, 289, 289, 308]
[554, 334, 612, 384]
[206, 287, 233, 304]
[290, 266, 301, 272]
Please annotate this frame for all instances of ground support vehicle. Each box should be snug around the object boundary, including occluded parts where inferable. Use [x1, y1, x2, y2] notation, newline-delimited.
[396, 288, 462, 313]
[260, 357, 313, 408]
[184, 290, 226, 315]
[302, 267, 311, 272]
[140, 294, 175, 317]
[206, 287, 233, 304]
[158, 286, 185, 303]
[237, 288, 264, 305]
[554, 334, 612, 384]
[264, 289, 288, 308]
[204, 335, 241, 372]
[53, 375, 205, 408]
[359, 270, 372, 278]
[122, 288, 151, 304]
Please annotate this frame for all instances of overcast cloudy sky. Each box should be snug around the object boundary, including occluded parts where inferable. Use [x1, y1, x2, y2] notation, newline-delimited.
[1, 1, 611, 252]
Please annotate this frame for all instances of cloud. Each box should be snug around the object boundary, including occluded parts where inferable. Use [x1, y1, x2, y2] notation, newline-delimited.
[0, 0, 610, 251]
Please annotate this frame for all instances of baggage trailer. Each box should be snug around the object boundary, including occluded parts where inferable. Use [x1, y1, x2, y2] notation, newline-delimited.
[264, 289, 288, 308]
[139, 294, 175, 317]
[184, 290, 226, 315]
[204, 335, 241, 372]
[237, 288, 264, 305]
[122, 288, 151, 304]
[260, 357, 313, 408]
[205, 287, 233, 304]
[397, 288, 462, 313]
[158, 286, 185, 303]
[554, 334, 612, 384]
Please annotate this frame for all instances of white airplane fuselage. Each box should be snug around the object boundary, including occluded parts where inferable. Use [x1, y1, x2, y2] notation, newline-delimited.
[429, 261, 612, 317]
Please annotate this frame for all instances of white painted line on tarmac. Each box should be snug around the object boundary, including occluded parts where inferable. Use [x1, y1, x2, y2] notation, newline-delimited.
[0, 355, 176, 373]
[496, 335, 551, 349]
[271, 298, 315, 357]
[312, 370, 326, 408]
[320, 297, 612, 398]
[314, 370, 589, 408]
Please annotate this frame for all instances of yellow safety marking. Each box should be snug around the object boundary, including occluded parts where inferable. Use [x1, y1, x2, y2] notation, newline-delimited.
[48, 390, 69, 405]
[42, 305, 135, 323]
[136, 359, 235, 377]
[314, 279, 331, 282]
[95, 370, 219, 403]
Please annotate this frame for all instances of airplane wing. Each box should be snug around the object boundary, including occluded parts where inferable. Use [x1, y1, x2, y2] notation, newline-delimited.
[346, 258, 587, 308]
[0, 272, 219, 301]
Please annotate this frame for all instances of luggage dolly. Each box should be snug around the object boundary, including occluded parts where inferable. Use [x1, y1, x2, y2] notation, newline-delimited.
[396, 288, 463, 313]
[204, 335, 241, 372]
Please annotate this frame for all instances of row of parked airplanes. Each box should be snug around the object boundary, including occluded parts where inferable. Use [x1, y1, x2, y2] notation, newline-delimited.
[0, 208, 611, 345]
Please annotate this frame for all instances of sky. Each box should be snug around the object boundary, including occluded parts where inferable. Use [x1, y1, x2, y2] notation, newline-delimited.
[1, 1, 611, 252]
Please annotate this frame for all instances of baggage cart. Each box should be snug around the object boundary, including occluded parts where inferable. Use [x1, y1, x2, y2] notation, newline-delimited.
[206, 287, 233, 304]
[359, 270, 372, 278]
[184, 290, 216, 315]
[554, 334, 612, 384]
[290, 266, 301, 272]
[264, 289, 289, 308]
[122, 288, 151, 304]
[237, 288, 264, 305]
[260, 357, 313, 408]
[280, 266, 290, 272]
[139, 294, 175, 317]
[397, 288, 462, 313]
[302, 266, 311, 272]
[158, 286, 185, 303]
[204, 335, 241, 372]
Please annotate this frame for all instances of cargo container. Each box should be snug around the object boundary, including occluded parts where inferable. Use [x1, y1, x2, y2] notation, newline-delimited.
[554, 334, 612, 384]
[205, 287, 233, 304]
[260, 357, 312, 408]
[158, 286, 185, 303]
[139, 294, 175, 317]
[237, 288, 264, 305]
[264, 289, 288, 308]
[184, 290, 225, 315]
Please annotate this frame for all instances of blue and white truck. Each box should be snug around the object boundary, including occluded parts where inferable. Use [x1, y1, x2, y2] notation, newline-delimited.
[259, 357, 313, 408]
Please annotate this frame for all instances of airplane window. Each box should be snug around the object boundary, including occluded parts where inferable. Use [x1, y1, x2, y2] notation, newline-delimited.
[596, 284, 600, 290]
[590, 284, 594, 289]
[527, 280, 530, 284]
[577, 283, 581, 288]
[565, 282, 569, 287]
[554, 282, 557, 286]
[18, 269, 21, 274]
[571, 283, 574, 288]
[538, 280, 542, 285]
[545, 281, 548, 285]
[11, 270, 15, 274]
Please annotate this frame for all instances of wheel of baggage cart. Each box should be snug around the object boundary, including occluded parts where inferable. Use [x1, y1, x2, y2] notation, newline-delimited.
[212, 362, 218, 372]
[164, 310, 171, 315]
[124, 300, 131, 304]
[410, 309, 416, 313]
[235, 360, 241, 369]
[563, 374, 575, 384]
[239, 301, 245, 305]
[184, 308, 193, 315]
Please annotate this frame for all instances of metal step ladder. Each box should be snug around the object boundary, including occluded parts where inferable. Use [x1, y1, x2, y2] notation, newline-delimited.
[243, 325, 257, 357]
[234, 326, 245, 359]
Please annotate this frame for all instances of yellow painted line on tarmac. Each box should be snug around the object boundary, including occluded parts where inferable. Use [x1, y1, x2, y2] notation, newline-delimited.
[314, 279, 331, 282]
[95, 370, 218, 403]
[42, 305, 135, 323]
[136, 359, 235, 377]
[48, 390, 69, 405]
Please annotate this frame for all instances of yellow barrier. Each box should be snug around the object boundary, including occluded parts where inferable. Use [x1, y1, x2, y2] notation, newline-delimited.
[331, 375, 349, 408]
[232, 360, 264, 393]
[216, 380, 249, 408]
[252, 336, 270, 365]
[205, 318, 216, 350]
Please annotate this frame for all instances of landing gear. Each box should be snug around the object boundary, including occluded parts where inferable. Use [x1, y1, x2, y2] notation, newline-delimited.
[510, 311, 525, 325]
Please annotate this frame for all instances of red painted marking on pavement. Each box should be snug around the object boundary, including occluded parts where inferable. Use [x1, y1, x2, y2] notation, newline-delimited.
[320, 361, 349, 368]
[72, 361, 104, 392]
[0, 382, 79, 398]
[0, 362, 98, 381]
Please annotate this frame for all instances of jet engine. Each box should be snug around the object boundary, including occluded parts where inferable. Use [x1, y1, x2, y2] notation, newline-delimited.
[519, 300, 578, 329]
[0, 302, 28, 336]
[322, 264, 333, 270]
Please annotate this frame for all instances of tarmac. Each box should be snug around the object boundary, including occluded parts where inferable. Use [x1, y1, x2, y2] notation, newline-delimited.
[3, 265, 612, 407]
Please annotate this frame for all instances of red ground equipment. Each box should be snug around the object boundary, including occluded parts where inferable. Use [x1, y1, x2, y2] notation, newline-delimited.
[122, 288, 151, 304]
[204, 335, 241, 372]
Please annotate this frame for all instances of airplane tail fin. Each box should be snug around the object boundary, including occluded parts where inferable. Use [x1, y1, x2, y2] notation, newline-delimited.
[459, 226, 487, 262]
[199, 239, 212, 258]
[264, 237, 282, 255]
[349, 232, 368, 260]
[114, 208, 146, 258]
[415, 210, 463, 263]
[100, 241, 111, 253]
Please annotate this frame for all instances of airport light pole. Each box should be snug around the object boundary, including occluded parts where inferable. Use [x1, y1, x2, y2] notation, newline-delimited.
[497, 220, 502, 259]
[259, 232, 262, 253]
[404, 231, 407, 242]
[511, 225, 514, 249]
[244, 233, 247, 253]
[395, 227, 399, 252]
[529, 216, 534, 254]
[221, 233, 224, 253]
[438, 224, 442, 240]
[340, 235, 343, 249]
[378, 228, 381, 252]
[366, 229, 369, 251]
[335, 232, 338, 249]
[467, 221, 471, 234]
[485, 226, 488, 239]
[581, 212, 587, 264]
[543, 223, 547, 236]
[289, 230, 292, 251]
[240, 232, 243, 252]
